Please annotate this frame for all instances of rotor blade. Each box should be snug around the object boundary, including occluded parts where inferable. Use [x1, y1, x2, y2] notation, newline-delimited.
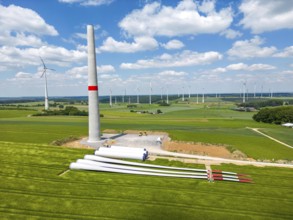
[47, 68, 55, 71]
[39, 56, 46, 68]
[40, 70, 46, 78]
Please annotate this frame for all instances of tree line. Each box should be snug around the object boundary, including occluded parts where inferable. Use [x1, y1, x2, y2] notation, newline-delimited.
[253, 106, 293, 124]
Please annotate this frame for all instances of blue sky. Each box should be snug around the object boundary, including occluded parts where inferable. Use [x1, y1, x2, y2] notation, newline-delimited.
[0, 0, 292, 97]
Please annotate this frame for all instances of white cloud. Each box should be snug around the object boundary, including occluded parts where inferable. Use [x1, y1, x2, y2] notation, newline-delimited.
[0, 32, 44, 47]
[220, 29, 242, 39]
[0, 4, 58, 47]
[226, 63, 248, 71]
[0, 5, 58, 36]
[227, 36, 277, 58]
[213, 62, 276, 72]
[59, 0, 113, 6]
[158, 70, 188, 76]
[98, 36, 158, 53]
[66, 65, 115, 79]
[212, 67, 226, 73]
[120, 50, 222, 69]
[0, 45, 87, 72]
[274, 46, 293, 57]
[239, 0, 293, 34]
[119, 0, 233, 37]
[100, 74, 119, 80]
[248, 63, 276, 71]
[15, 72, 34, 79]
[161, 39, 184, 50]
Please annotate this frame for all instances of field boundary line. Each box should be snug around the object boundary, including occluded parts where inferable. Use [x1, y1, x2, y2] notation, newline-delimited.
[58, 169, 70, 176]
[247, 127, 293, 149]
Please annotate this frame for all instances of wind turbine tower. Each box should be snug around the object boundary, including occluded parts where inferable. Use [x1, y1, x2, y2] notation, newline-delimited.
[202, 88, 205, 103]
[242, 81, 246, 103]
[123, 88, 126, 103]
[136, 87, 140, 104]
[166, 88, 169, 104]
[182, 87, 185, 101]
[87, 25, 100, 142]
[109, 89, 112, 107]
[149, 81, 152, 105]
[40, 57, 54, 111]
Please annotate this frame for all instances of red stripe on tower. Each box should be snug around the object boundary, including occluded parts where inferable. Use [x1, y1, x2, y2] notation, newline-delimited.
[88, 86, 98, 91]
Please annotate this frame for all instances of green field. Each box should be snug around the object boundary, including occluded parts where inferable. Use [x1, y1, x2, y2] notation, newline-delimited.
[0, 101, 293, 219]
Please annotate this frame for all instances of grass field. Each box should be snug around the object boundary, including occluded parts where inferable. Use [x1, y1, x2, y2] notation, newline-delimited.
[0, 101, 293, 219]
[0, 141, 292, 220]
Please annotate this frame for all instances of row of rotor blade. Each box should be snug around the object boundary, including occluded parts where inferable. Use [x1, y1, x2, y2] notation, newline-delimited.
[69, 155, 252, 183]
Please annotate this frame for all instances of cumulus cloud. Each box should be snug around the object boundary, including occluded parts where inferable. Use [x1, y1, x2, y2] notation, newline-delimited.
[119, 0, 233, 37]
[158, 70, 188, 76]
[120, 50, 222, 69]
[239, 0, 293, 34]
[0, 45, 87, 72]
[0, 4, 58, 47]
[66, 65, 115, 79]
[274, 46, 293, 57]
[212, 62, 276, 72]
[98, 36, 158, 53]
[220, 29, 242, 39]
[59, 0, 113, 6]
[161, 39, 185, 50]
[227, 36, 277, 58]
[15, 72, 34, 79]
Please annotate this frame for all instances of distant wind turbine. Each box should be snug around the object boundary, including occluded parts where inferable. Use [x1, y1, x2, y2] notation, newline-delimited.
[136, 87, 140, 104]
[123, 88, 126, 103]
[242, 81, 246, 103]
[149, 81, 152, 105]
[182, 86, 185, 101]
[109, 88, 112, 107]
[40, 57, 55, 111]
[166, 88, 169, 104]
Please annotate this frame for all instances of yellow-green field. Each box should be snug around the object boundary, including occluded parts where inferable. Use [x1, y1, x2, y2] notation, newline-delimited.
[0, 101, 292, 219]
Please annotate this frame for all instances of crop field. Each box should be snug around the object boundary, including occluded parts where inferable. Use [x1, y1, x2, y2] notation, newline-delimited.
[0, 101, 292, 219]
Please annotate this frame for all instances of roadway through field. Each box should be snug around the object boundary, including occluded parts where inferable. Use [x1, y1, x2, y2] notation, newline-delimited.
[247, 127, 293, 149]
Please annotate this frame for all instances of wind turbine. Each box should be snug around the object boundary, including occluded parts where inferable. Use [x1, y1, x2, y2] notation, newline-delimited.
[166, 87, 169, 104]
[149, 81, 152, 105]
[182, 86, 185, 101]
[109, 88, 112, 107]
[202, 88, 205, 103]
[40, 57, 55, 111]
[123, 88, 126, 103]
[242, 81, 246, 103]
[136, 87, 140, 104]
